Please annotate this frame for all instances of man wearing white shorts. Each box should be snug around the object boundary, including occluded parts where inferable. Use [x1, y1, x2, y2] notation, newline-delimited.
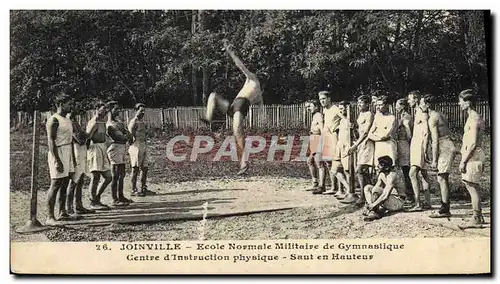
[420, 94, 457, 218]
[128, 103, 155, 197]
[394, 98, 414, 203]
[86, 101, 112, 210]
[107, 101, 134, 206]
[368, 95, 397, 166]
[457, 89, 487, 228]
[45, 91, 75, 226]
[348, 95, 374, 205]
[408, 91, 432, 211]
[66, 110, 94, 215]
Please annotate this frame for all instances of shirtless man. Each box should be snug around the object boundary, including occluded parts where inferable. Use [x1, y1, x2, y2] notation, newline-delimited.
[305, 100, 325, 191]
[66, 109, 94, 215]
[86, 101, 112, 210]
[348, 95, 374, 205]
[314, 91, 344, 195]
[336, 101, 357, 203]
[394, 98, 414, 203]
[457, 89, 487, 228]
[419, 94, 457, 218]
[202, 41, 264, 175]
[363, 155, 407, 221]
[407, 91, 432, 211]
[128, 103, 154, 196]
[106, 101, 134, 206]
[368, 95, 397, 166]
[45, 92, 75, 225]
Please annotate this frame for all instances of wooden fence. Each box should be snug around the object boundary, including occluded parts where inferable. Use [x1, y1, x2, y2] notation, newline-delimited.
[11, 101, 491, 131]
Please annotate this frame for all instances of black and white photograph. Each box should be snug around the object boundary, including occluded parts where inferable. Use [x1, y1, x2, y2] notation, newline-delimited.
[8, 8, 492, 274]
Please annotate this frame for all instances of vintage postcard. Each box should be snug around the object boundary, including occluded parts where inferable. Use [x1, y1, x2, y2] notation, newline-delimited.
[9, 9, 491, 275]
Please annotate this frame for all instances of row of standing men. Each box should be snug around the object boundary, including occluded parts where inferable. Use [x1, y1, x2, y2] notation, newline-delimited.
[305, 89, 487, 226]
[44, 99, 154, 226]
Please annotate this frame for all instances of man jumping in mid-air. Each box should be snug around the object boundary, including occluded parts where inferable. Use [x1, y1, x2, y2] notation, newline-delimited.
[202, 41, 264, 175]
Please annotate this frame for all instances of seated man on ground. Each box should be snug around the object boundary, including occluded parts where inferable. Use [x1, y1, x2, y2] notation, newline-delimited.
[363, 155, 407, 221]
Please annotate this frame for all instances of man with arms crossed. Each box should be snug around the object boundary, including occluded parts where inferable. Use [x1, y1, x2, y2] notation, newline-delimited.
[305, 100, 325, 191]
[66, 109, 94, 215]
[86, 101, 112, 210]
[407, 91, 432, 211]
[106, 101, 134, 206]
[348, 95, 374, 205]
[363, 156, 407, 221]
[457, 89, 487, 228]
[420, 94, 456, 218]
[128, 103, 154, 196]
[45, 92, 75, 225]
[202, 41, 264, 175]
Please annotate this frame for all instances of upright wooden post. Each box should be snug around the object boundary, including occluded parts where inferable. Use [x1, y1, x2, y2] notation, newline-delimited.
[16, 110, 47, 234]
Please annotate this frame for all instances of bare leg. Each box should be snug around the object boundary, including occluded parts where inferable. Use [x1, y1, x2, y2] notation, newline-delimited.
[459, 181, 485, 228]
[110, 164, 119, 201]
[57, 177, 70, 218]
[46, 179, 63, 223]
[313, 160, 328, 194]
[409, 166, 422, 211]
[117, 164, 126, 201]
[66, 175, 76, 214]
[307, 153, 318, 190]
[131, 166, 139, 193]
[355, 165, 369, 205]
[205, 92, 230, 122]
[95, 170, 112, 204]
[401, 166, 414, 202]
[75, 175, 94, 213]
[315, 154, 325, 190]
[88, 172, 101, 201]
[233, 111, 248, 174]
[140, 167, 148, 189]
[362, 185, 383, 220]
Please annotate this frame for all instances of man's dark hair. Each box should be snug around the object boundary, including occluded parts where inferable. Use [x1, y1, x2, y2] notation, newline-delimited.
[307, 99, 321, 108]
[459, 89, 477, 107]
[318, 90, 331, 98]
[357, 95, 371, 104]
[338, 100, 350, 108]
[378, 155, 394, 168]
[377, 95, 390, 105]
[54, 91, 72, 106]
[408, 90, 421, 100]
[422, 94, 435, 105]
[135, 103, 146, 111]
[396, 98, 410, 112]
[94, 101, 106, 109]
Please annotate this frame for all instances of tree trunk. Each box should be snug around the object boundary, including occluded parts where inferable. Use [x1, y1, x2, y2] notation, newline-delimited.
[199, 10, 210, 105]
[191, 11, 198, 105]
[413, 10, 424, 58]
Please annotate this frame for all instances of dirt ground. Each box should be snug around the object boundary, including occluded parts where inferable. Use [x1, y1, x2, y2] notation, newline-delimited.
[10, 130, 491, 242]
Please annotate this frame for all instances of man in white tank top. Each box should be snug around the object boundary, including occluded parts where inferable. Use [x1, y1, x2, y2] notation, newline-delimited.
[45, 92, 75, 226]
[305, 100, 325, 191]
[348, 95, 375, 205]
[407, 91, 432, 211]
[201, 41, 264, 175]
